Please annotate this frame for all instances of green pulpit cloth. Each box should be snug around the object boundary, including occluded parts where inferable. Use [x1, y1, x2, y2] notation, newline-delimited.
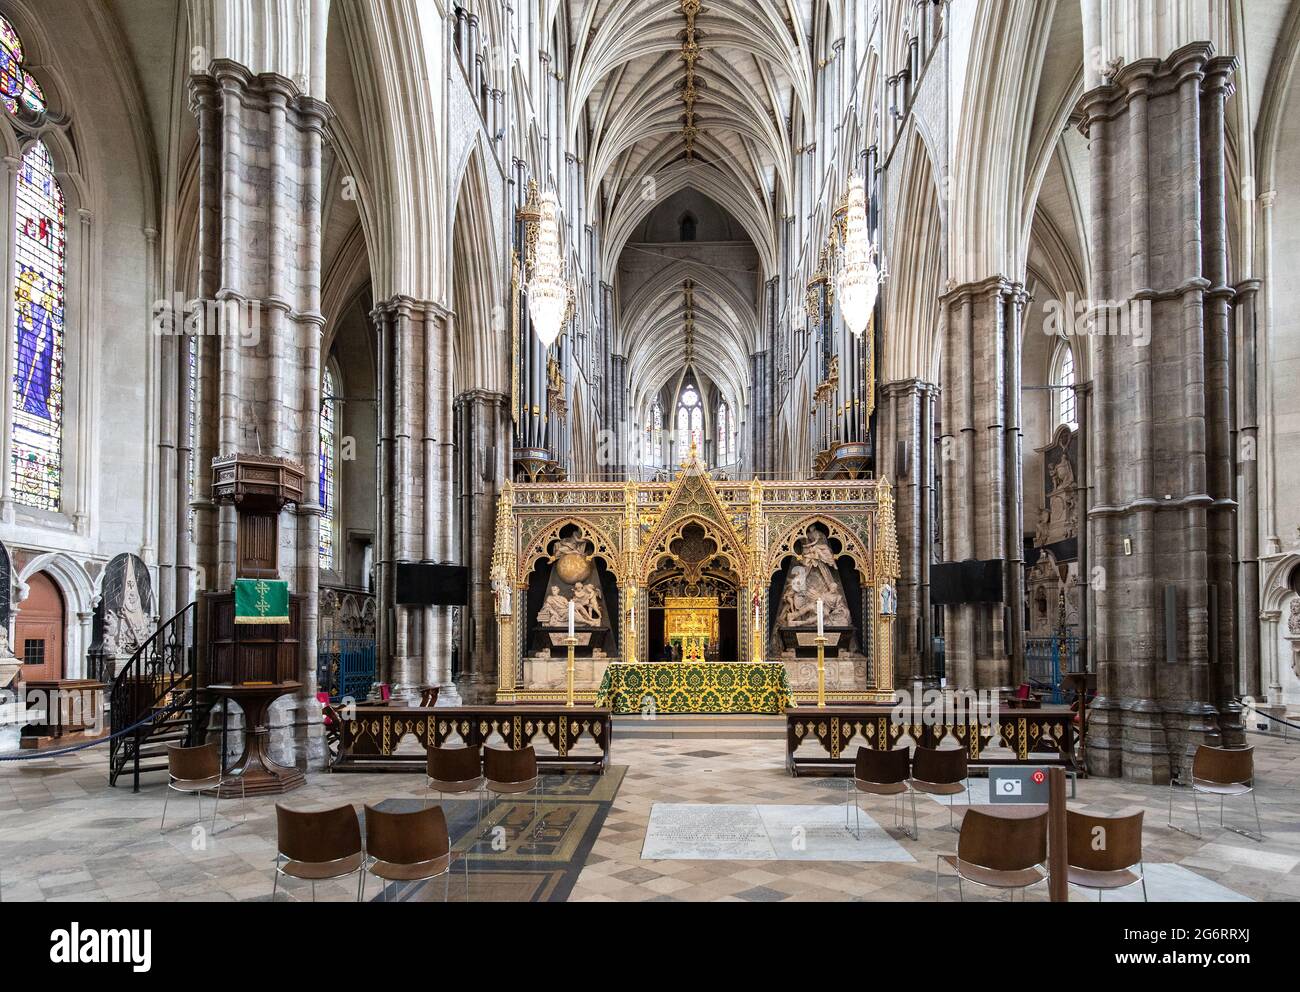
[234, 578, 290, 624]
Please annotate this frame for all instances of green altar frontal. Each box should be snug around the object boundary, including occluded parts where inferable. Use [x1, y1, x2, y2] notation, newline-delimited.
[596, 662, 794, 715]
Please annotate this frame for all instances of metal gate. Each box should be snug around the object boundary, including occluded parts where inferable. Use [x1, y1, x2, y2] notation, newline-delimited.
[316, 636, 377, 702]
[1025, 635, 1079, 704]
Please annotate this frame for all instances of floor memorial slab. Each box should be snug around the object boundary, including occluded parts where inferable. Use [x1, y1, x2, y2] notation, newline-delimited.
[641, 803, 915, 862]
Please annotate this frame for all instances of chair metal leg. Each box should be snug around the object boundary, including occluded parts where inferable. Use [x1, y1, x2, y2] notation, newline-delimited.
[1252, 790, 1264, 841]
[1140, 863, 1148, 902]
[359, 867, 367, 902]
[933, 855, 941, 902]
[444, 867, 450, 902]
[211, 789, 221, 836]
[311, 881, 316, 903]
[465, 851, 471, 902]
[271, 856, 281, 901]
[1167, 783, 1204, 839]
[957, 875, 964, 902]
[160, 787, 170, 834]
[909, 788, 918, 840]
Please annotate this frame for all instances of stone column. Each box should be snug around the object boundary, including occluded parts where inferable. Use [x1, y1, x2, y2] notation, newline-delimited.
[454, 389, 509, 703]
[938, 278, 1024, 690]
[373, 298, 459, 704]
[1235, 279, 1262, 700]
[189, 64, 329, 768]
[1077, 44, 1240, 782]
[880, 379, 938, 683]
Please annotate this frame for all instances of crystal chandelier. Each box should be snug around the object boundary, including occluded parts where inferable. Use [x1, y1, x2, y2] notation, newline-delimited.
[836, 174, 881, 337]
[528, 190, 568, 347]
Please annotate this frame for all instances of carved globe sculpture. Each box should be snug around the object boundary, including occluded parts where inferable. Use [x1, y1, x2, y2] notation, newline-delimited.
[556, 552, 592, 584]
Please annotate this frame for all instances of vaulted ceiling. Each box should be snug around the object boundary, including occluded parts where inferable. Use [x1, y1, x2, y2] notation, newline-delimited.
[566, 0, 820, 277]
[560, 0, 822, 441]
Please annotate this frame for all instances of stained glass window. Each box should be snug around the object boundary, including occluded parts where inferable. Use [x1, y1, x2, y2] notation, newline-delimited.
[0, 16, 46, 117]
[648, 401, 663, 465]
[319, 367, 337, 570]
[676, 384, 702, 459]
[716, 401, 730, 463]
[10, 141, 65, 511]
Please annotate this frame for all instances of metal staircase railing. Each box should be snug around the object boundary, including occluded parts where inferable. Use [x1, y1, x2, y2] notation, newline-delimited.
[108, 602, 206, 791]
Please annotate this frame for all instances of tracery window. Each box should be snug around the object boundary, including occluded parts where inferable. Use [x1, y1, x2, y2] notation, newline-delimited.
[4, 16, 64, 512]
[1051, 341, 1077, 430]
[648, 400, 664, 466]
[676, 383, 702, 459]
[716, 400, 731, 463]
[0, 18, 46, 116]
[9, 140, 65, 511]
[319, 366, 338, 570]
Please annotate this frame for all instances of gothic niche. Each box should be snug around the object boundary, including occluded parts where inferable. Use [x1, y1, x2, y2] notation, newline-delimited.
[644, 522, 740, 662]
[529, 530, 611, 656]
[773, 526, 856, 656]
[91, 554, 155, 678]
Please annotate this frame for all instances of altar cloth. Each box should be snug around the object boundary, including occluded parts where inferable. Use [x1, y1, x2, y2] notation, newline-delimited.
[595, 661, 794, 714]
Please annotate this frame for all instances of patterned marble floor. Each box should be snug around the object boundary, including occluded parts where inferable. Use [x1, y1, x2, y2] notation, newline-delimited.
[0, 732, 1297, 902]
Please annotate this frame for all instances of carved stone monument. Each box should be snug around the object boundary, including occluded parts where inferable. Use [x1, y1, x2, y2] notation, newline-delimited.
[775, 527, 854, 655]
[531, 534, 609, 654]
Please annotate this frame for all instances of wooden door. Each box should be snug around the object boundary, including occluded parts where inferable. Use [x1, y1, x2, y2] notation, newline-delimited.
[15, 571, 63, 682]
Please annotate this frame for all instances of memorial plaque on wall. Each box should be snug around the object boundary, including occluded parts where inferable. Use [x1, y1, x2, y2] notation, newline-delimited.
[0, 542, 10, 628]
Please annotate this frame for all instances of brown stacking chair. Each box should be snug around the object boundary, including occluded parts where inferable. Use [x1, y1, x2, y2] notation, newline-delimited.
[1168, 745, 1262, 841]
[272, 804, 365, 902]
[427, 745, 484, 822]
[160, 742, 244, 835]
[845, 746, 916, 840]
[361, 804, 468, 902]
[935, 808, 1048, 901]
[1067, 809, 1147, 901]
[484, 745, 545, 839]
[910, 745, 969, 831]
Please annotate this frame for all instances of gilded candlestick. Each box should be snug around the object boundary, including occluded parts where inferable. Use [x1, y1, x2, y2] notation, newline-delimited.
[565, 635, 578, 708]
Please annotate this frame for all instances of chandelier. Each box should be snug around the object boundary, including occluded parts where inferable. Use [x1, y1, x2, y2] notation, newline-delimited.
[836, 174, 882, 337]
[528, 190, 568, 347]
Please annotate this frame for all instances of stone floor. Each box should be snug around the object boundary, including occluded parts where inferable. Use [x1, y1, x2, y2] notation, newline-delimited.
[0, 731, 1297, 902]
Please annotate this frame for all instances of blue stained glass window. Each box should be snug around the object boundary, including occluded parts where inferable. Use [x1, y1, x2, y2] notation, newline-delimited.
[319, 367, 337, 570]
[0, 16, 46, 117]
[10, 141, 65, 511]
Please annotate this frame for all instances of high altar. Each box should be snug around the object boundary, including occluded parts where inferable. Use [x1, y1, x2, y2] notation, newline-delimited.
[491, 457, 900, 711]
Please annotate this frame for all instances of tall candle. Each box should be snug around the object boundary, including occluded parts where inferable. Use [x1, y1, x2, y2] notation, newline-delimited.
[568, 600, 575, 637]
[817, 598, 824, 636]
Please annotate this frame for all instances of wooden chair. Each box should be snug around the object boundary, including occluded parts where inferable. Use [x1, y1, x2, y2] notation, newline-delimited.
[427, 745, 484, 822]
[361, 804, 468, 902]
[484, 745, 545, 839]
[935, 808, 1048, 901]
[1066, 809, 1147, 901]
[845, 746, 915, 840]
[272, 804, 365, 902]
[1168, 745, 1262, 841]
[160, 742, 244, 835]
[910, 745, 968, 831]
